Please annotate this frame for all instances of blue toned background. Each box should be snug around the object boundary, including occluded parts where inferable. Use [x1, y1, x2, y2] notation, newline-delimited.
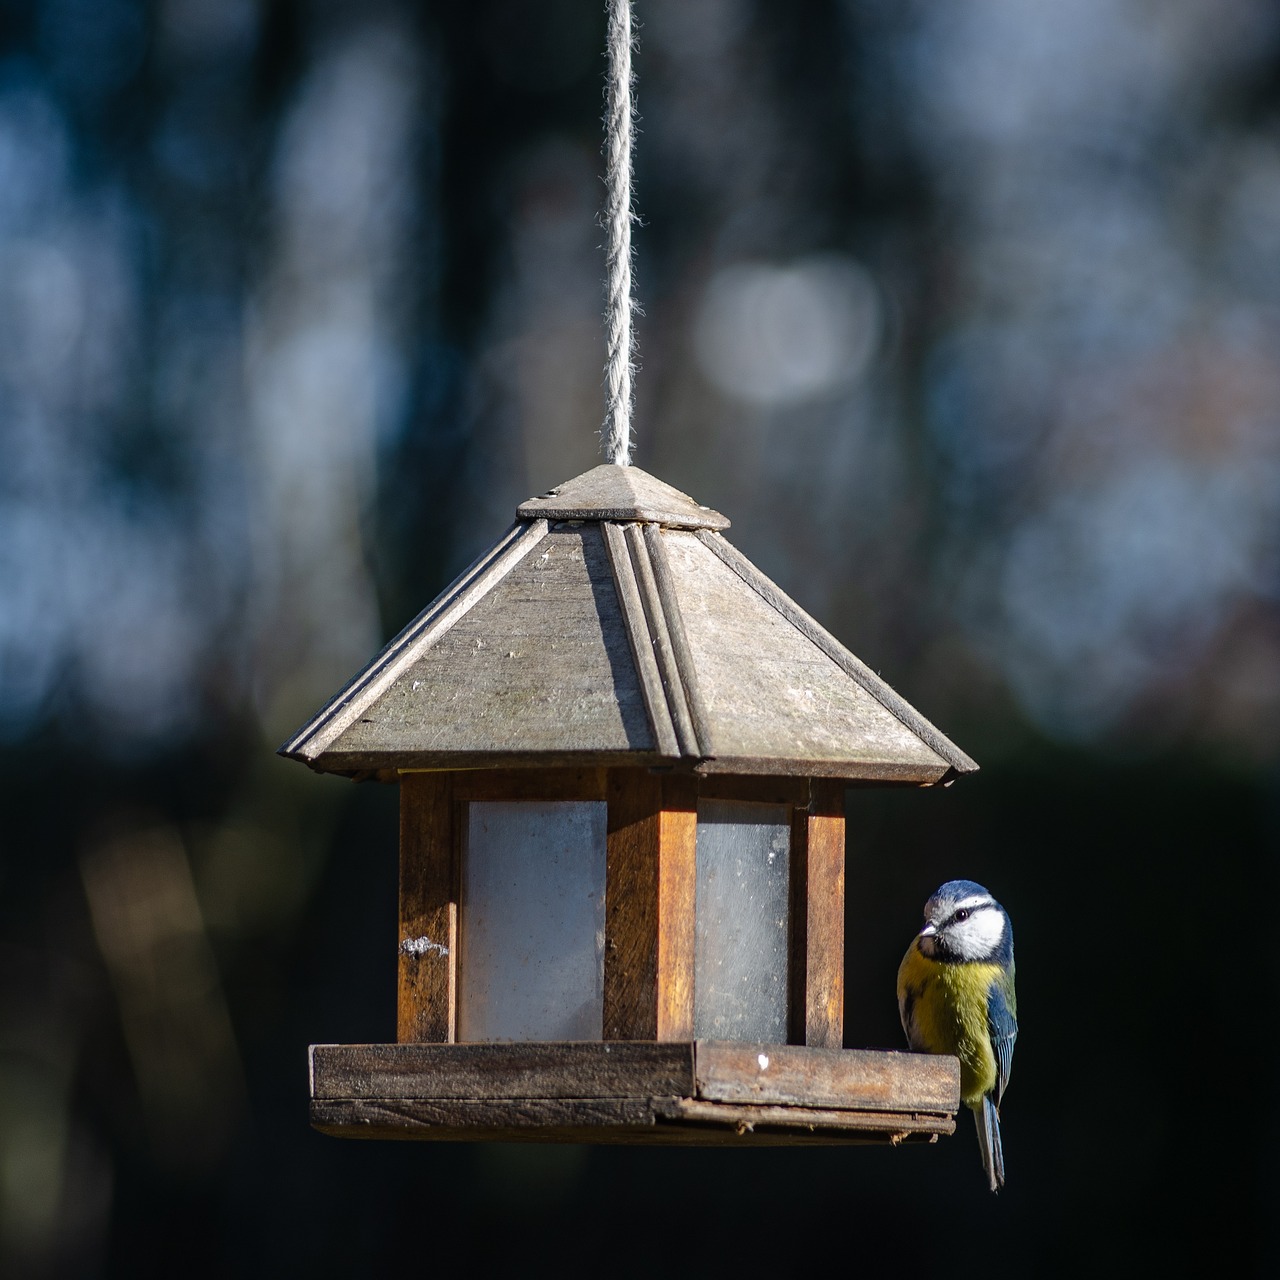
[0, 1, 1275, 1274]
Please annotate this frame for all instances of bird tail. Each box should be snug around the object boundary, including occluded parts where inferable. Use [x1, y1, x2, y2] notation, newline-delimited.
[973, 1095, 1005, 1193]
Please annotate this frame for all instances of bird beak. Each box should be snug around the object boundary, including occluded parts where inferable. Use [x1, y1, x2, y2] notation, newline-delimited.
[919, 923, 937, 938]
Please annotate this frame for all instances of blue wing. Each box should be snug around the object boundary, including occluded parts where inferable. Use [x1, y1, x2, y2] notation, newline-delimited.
[986, 969, 1017, 1109]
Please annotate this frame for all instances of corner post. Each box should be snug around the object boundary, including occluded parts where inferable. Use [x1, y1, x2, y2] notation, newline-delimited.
[398, 772, 457, 1042]
[604, 770, 696, 1040]
[790, 779, 845, 1048]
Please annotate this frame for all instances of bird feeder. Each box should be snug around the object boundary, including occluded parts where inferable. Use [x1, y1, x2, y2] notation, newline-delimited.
[283, 463, 975, 1145]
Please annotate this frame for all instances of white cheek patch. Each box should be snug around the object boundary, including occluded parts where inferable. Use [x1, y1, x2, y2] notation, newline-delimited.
[951, 906, 1005, 961]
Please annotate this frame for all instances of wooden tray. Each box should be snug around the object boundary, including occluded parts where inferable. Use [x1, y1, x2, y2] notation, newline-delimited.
[310, 1040, 959, 1146]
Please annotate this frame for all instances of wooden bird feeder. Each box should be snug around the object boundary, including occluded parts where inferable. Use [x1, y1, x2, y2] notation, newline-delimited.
[282, 463, 975, 1145]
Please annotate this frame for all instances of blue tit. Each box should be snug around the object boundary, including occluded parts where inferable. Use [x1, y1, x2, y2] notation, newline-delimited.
[897, 879, 1017, 1193]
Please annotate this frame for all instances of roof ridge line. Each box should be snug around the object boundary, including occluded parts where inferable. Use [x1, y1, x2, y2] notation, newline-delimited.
[642, 524, 714, 758]
[601, 522, 681, 757]
[623, 523, 701, 757]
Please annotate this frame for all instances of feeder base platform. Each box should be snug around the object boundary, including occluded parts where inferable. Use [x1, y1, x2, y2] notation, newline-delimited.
[309, 1041, 960, 1146]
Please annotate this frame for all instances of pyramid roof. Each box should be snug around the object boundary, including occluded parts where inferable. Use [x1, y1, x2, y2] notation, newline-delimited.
[280, 466, 976, 784]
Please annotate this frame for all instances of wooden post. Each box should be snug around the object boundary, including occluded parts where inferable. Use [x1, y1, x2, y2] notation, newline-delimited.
[604, 769, 660, 1038]
[604, 770, 696, 1040]
[656, 774, 696, 1040]
[790, 779, 845, 1049]
[398, 772, 457, 1043]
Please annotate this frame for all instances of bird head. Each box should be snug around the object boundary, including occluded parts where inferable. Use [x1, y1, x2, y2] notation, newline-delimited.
[917, 879, 1012, 964]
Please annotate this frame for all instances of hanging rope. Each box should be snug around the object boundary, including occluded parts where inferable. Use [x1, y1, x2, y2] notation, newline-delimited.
[602, 0, 637, 466]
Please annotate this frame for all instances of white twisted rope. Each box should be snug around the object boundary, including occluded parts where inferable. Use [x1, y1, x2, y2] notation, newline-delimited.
[602, 0, 637, 466]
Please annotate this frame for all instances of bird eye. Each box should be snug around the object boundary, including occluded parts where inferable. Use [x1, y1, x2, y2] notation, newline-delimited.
[953, 908, 970, 923]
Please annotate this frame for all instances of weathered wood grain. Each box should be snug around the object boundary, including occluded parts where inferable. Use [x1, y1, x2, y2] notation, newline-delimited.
[280, 520, 544, 763]
[644, 523, 713, 756]
[601, 521, 680, 757]
[693, 1042, 960, 1113]
[311, 1097, 952, 1145]
[329, 525, 653, 760]
[654, 1098, 955, 1138]
[515, 463, 730, 530]
[657, 774, 697, 1040]
[602, 769, 698, 1040]
[661, 529, 956, 777]
[311, 1097, 662, 1142]
[311, 1041, 696, 1099]
[321, 748, 671, 774]
[796, 779, 845, 1049]
[283, 463, 978, 783]
[694, 755, 949, 781]
[693, 528, 978, 777]
[789, 799, 809, 1047]
[604, 769, 662, 1038]
[625, 523, 700, 758]
[397, 773, 456, 1043]
[309, 1039, 960, 1145]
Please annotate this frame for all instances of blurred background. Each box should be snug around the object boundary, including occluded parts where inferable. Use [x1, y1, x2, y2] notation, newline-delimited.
[1, 0, 1277, 1274]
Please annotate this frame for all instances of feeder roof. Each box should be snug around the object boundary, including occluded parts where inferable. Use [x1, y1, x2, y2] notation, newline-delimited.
[280, 465, 977, 784]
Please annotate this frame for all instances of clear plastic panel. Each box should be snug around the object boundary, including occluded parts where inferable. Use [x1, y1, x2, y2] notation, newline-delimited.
[693, 800, 791, 1042]
[458, 800, 607, 1042]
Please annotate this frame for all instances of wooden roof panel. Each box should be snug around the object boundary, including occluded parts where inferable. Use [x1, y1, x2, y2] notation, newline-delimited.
[281, 465, 976, 783]
[660, 530, 949, 772]
[327, 526, 657, 759]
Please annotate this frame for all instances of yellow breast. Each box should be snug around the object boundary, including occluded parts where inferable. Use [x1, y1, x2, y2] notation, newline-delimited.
[897, 943, 1001, 1106]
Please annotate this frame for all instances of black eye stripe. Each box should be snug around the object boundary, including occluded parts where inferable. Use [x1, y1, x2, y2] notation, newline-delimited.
[943, 902, 994, 929]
